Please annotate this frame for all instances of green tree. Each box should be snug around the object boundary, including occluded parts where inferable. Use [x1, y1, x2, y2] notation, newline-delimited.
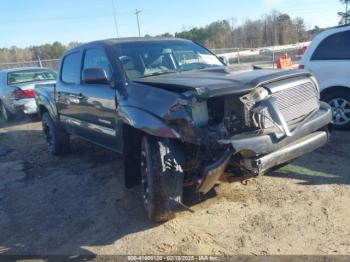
[157, 33, 174, 38]
[339, 0, 350, 24]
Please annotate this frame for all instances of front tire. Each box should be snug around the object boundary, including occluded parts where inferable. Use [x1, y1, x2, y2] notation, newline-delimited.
[42, 112, 70, 155]
[323, 90, 350, 130]
[140, 135, 185, 222]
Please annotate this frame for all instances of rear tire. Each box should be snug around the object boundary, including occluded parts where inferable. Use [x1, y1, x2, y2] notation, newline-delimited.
[323, 90, 350, 130]
[42, 112, 70, 155]
[0, 102, 12, 122]
[140, 135, 185, 222]
[27, 113, 40, 122]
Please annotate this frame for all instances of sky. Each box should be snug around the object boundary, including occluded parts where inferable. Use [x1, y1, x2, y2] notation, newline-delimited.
[0, 0, 345, 48]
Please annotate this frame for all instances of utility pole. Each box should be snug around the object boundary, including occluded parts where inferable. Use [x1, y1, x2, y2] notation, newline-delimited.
[229, 17, 236, 47]
[111, 0, 119, 38]
[135, 9, 142, 37]
[295, 24, 299, 44]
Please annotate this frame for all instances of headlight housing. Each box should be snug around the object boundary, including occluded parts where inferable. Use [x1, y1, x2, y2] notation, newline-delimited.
[191, 101, 209, 127]
[310, 76, 320, 99]
[250, 87, 269, 102]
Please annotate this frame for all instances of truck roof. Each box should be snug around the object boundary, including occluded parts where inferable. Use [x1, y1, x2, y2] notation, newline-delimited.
[66, 37, 192, 53]
[107, 37, 189, 43]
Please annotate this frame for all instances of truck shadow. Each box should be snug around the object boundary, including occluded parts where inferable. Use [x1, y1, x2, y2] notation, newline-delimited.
[0, 126, 218, 260]
[0, 127, 157, 259]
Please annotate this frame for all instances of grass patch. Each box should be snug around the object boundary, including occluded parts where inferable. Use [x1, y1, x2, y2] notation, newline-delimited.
[278, 164, 338, 178]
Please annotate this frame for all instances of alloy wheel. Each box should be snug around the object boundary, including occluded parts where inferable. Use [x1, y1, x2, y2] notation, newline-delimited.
[329, 98, 350, 126]
[140, 146, 149, 209]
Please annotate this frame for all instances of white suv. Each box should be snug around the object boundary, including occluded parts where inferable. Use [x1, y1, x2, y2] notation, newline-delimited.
[300, 25, 350, 129]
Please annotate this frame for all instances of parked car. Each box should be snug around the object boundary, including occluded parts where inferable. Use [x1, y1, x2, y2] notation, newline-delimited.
[259, 48, 272, 55]
[300, 24, 350, 129]
[35, 38, 332, 222]
[0, 67, 56, 122]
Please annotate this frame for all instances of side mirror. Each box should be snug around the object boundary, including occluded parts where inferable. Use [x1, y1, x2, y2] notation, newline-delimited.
[82, 68, 110, 85]
[218, 55, 229, 66]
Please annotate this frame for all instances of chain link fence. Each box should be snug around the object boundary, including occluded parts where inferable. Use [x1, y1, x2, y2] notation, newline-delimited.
[0, 59, 60, 71]
[212, 44, 307, 69]
[0, 43, 307, 71]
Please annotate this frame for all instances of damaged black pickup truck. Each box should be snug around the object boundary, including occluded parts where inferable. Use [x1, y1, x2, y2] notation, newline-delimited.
[35, 38, 332, 222]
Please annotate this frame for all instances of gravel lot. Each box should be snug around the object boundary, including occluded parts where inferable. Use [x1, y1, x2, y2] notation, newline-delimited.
[0, 118, 349, 256]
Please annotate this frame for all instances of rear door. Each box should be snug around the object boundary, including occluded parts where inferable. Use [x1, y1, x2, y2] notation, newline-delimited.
[56, 50, 84, 132]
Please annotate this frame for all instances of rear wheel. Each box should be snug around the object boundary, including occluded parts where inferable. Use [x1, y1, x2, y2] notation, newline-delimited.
[27, 113, 40, 122]
[140, 135, 184, 222]
[323, 90, 350, 130]
[0, 102, 12, 122]
[42, 112, 70, 155]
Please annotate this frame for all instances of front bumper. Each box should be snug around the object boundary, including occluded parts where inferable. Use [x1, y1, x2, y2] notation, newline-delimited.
[13, 98, 38, 115]
[240, 130, 329, 175]
[218, 102, 332, 155]
[197, 102, 332, 194]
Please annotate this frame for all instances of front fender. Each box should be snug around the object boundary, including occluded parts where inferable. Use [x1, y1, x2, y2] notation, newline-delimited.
[119, 106, 180, 139]
[319, 79, 350, 93]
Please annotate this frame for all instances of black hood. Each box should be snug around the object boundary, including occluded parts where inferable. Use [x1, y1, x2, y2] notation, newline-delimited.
[134, 67, 312, 98]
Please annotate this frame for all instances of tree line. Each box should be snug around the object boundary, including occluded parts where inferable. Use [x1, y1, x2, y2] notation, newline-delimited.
[0, 42, 80, 64]
[158, 10, 313, 49]
[0, 10, 326, 64]
[338, 0, 350, 24]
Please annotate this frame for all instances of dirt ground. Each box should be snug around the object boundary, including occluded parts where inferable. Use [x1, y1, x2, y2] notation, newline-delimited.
[0, 118, 349, 256]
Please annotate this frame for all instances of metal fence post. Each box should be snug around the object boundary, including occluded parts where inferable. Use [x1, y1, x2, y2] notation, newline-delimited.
[237, 48, 240, 64]
[38, 56, 43, 68]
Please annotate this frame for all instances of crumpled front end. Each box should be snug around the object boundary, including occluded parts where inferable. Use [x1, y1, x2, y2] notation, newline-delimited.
[123, 73, 332, 195]
[164, 75, 332, 194]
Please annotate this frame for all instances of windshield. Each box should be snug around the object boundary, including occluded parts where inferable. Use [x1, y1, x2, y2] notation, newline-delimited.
[113, 40, 223, 80]
[7, 69, 56, 85]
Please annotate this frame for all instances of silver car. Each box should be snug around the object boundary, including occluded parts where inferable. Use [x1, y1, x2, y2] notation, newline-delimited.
[0, 67, 56, 122]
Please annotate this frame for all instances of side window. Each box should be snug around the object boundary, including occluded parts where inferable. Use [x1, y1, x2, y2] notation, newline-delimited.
[83, 48, 111, 77]
[61, 52, 81, 84]
[311, 30, 350, 60]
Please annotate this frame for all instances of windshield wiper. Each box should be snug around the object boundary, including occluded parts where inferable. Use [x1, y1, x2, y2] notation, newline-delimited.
[141, 70, 178, 78]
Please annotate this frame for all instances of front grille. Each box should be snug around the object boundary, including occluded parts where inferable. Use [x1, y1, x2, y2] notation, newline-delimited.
[263, 80, 319, 128]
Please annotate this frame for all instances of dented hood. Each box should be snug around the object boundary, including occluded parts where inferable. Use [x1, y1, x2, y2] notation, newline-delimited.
[134, 67, 312, 98]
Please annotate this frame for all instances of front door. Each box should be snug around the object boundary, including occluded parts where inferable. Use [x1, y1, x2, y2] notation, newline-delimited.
[75, 47, 120, 151]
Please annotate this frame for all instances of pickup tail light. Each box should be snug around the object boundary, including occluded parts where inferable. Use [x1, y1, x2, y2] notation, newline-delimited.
[13, 89, 35, 100]
[298, 64, 305, 69]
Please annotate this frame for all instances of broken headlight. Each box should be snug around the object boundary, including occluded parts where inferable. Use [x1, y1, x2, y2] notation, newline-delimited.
[191, 101, 209, 127]
[251, 87, 269, 101]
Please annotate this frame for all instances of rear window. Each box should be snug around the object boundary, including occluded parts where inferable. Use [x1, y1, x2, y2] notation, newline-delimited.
[311, 30, 350, 60]
[61, 52, 81, 84]
[7, 69, 56, 85]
